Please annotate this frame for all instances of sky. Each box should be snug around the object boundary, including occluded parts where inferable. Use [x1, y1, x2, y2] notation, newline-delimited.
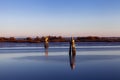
[0, 0, 120, 37]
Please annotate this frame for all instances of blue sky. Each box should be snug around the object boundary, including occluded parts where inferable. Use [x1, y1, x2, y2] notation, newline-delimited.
[0, 0, 120, 37]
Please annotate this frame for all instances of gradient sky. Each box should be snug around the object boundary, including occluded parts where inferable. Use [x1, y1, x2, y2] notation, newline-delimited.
[0, 0, 120, 37]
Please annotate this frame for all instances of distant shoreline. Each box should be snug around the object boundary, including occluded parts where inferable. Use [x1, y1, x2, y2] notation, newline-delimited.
[0, 36, 120, 43]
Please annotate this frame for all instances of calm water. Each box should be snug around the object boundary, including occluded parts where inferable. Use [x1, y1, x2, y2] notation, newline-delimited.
[0, 42, 120, 80]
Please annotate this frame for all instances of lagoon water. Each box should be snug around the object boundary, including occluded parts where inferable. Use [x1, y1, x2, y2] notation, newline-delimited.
[0, 42, 120, 80]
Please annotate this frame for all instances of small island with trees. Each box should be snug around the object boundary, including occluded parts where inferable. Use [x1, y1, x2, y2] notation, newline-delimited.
[0, 36, 120, 43]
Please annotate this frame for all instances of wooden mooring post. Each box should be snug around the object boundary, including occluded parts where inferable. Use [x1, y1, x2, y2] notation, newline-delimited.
[44, 37, 49, 56]
[69, 37, 76, 70]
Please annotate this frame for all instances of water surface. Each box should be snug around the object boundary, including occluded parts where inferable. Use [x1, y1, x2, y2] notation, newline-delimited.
[0, 42, 120, 80]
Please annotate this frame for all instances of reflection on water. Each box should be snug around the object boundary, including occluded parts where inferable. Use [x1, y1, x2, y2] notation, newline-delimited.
[45, 48, 48, 57]
[69, 47, 76, 70]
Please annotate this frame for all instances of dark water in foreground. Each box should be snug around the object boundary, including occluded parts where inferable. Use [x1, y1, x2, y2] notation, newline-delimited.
[0, 42, 120, 80]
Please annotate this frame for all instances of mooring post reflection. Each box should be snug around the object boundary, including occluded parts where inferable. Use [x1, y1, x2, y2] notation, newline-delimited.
[69, 37, 76, 70]
[44, 37, 49, 56]
[45, 48, 48, 57]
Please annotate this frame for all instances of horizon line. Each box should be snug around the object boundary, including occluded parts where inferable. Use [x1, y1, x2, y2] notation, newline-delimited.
[0, 36, 120, 38]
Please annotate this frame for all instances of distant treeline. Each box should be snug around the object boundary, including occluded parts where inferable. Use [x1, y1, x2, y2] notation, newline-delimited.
[0, 36, 120, 43]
